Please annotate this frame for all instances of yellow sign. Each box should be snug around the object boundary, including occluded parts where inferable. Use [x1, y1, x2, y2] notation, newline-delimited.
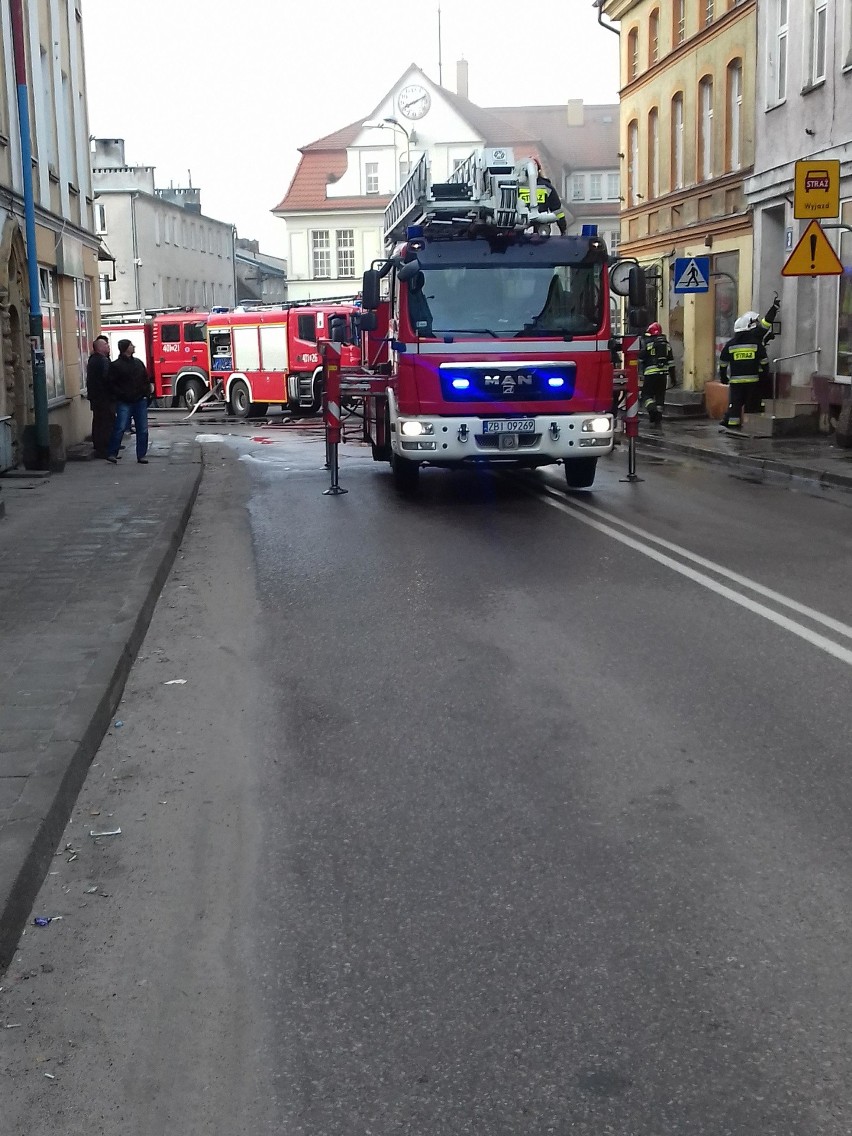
[794, 159, 840, 219]
[782, 220, 844, 277]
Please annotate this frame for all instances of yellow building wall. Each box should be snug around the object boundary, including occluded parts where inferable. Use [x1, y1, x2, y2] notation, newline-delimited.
[607, 0, 757, 389]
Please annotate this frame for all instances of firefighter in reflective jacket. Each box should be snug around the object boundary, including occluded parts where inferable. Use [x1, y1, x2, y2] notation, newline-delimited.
[718, 297, 779, 430]
[518, 158, 568, 234]
[639, 322, 675, 425]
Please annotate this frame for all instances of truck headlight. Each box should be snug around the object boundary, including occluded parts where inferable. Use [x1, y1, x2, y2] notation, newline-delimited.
[400, 421, 434, 437]
[582, 416, 612, 434]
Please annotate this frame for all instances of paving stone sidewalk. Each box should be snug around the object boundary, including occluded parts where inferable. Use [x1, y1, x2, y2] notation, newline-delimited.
[637, 419, 852, 491]
[0, 435, 202, 971]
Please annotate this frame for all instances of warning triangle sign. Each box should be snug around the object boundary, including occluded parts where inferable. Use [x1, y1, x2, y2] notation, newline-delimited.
[782, 220, 844, 277]
[674, 258, 709, 290]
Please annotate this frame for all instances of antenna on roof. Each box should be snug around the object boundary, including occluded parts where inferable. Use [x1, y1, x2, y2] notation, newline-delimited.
[437, 3, 443, 87]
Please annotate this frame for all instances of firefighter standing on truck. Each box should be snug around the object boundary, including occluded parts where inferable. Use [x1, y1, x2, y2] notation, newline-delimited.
[639, 322, 676, 425]
[718, 295, 779, 431]
[519, 158, 568, 234]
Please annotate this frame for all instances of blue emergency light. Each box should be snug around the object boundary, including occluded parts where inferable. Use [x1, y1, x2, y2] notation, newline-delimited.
[581, 224, 598, 237]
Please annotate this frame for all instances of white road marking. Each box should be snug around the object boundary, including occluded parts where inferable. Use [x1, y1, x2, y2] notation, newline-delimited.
[540, 483, 852, 643]
[536, 486, 852, 669]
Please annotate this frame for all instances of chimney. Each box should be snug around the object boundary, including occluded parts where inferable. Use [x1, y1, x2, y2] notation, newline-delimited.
[567, 99, 584, 127]
[457, 58, 469, 100]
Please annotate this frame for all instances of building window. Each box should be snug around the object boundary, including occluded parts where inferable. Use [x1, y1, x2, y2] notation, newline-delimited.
[726, 60, 743, 170]
[627, 28, 639, 81]
[674, 0, 686, 45]
[649, 9, 659, 64]
[365, 161, 379, 194]
[770, 0, 788, 104]
[337, 229, 355, 278]
[809, 0, 828, 85]
[607, 172, 620, 199]
[400, 157, 412, 183]
[39, 268, 65, 402]
[94, 202, 107, 234]
[99, 274, 111, 304]
[699, 76, 714, 181]
[311, 230, 331, 278]
[649, 9, 660, 63]
[671, 93, 685, 190]
[75, 278, 93, 392]
[647, 108, 660, 199]
[571, 173, 585, 201]
[589, 173, 603, 200]
[627, 119, 640, 206]
[705, 0, 714, 26]
[609, 230, 620, 256]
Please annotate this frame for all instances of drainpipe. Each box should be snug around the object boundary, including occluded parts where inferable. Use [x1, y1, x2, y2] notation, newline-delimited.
[130, 192, 140, 309]
[10, 0, 49, 468]
[595, 0, 619, 36]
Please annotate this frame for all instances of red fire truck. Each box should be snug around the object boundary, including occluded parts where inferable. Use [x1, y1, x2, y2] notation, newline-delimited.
[205, 304, 362, 418]
[333, 148, 645, 492]
[102, 310, 210, 407]
[102, 303, 361, 416]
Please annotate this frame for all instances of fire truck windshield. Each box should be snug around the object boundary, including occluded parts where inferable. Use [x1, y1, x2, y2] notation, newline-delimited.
[407, 263, 604, 339]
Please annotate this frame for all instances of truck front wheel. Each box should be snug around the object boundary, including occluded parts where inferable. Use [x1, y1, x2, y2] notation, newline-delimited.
[391, 452, 420, 493]
[180, 377, 207, 411]
[564, 457, 598, 489]
[229, 379, 255, 419]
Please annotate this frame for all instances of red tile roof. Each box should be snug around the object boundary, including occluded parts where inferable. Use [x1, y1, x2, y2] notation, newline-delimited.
[272, 97, 619, 216]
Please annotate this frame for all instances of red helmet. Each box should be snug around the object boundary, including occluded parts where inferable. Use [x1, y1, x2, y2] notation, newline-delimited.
[647, 322, 662, 336]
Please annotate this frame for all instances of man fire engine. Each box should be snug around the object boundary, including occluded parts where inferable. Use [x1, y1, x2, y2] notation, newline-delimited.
[336, 147, 641, 492]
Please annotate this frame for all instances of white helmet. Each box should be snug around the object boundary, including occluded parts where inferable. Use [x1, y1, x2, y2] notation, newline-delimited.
[734, 311, 760, 333]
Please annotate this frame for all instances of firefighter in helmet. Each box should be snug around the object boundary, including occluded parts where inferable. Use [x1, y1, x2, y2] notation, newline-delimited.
[519, 157, 568, 234]
[639, 321, 676, 425]
[718, 295, 779, 430]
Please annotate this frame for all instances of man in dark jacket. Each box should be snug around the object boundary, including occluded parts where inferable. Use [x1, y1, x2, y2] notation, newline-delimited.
[86, 335, 114, 458]
[105, 339, 152, 464]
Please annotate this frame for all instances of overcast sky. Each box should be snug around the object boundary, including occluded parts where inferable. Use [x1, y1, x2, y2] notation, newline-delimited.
[81, 0, 619, 255]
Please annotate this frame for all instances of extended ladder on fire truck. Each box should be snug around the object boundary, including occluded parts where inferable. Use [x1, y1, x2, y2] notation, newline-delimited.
[382, 147, 558, 245]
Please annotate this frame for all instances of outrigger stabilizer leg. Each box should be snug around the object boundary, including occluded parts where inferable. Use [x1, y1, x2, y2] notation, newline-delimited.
[321, 342, 348, 496]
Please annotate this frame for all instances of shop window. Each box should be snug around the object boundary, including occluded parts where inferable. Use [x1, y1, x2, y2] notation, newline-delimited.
[39, 267, 65, 402]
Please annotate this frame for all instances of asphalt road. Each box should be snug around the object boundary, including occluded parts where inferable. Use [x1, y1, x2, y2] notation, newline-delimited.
[4, 428, 852, 1135]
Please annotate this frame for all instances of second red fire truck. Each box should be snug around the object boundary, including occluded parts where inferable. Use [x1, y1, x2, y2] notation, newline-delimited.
[103, 302, 361, 417]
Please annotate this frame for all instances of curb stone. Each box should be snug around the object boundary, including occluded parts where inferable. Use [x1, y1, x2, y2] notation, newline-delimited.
[637, 434, 852, 493]
[0, 444, 203, 974]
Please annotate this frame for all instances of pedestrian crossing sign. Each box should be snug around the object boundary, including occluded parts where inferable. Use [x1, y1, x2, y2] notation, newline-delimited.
[781, 220, 844, 277]
[673, 256, 710, 293]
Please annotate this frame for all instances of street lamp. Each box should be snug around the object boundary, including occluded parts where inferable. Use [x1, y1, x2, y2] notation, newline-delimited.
[364, 118, 412, 189]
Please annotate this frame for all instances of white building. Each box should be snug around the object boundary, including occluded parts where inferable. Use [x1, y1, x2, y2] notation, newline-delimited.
[273, 63, 620, 301]
[744, 0, 852, 426]
[0, 0, 104, 459]
[92, 139, 236, 315]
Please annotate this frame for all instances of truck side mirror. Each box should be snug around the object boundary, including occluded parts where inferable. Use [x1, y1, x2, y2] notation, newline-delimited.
[397, 258, 422, 283]
[627, 307, 649, 334]
[628, 266, 647, 308]
[362, 269, 380, 310]
[358, 311, 377, 333]
[329, 315, 346, 343]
